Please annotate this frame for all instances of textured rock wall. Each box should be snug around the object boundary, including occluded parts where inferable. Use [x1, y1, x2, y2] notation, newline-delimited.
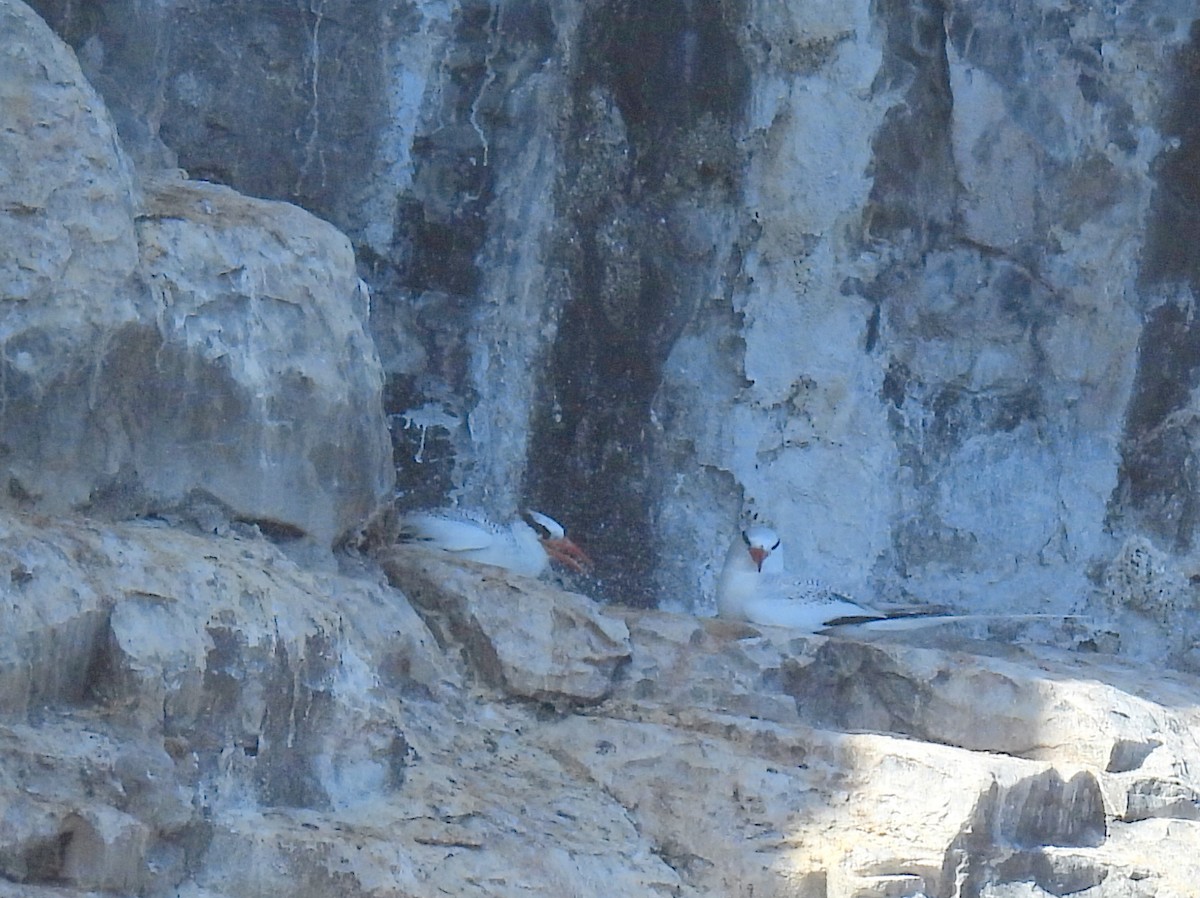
[654, 0, 1178, 617]
[19, 1, 1200, 894]
[18, 1, 1200, 621]
[0, 0, 393, 548]
[4, 508, 1200, 897]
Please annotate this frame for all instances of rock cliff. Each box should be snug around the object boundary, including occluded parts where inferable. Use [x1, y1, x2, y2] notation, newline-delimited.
[0, 0, 392, 550]
[20, 0, 1200, 621]
[5, 0, 1200, 895]
[3, 511, 1200, 897]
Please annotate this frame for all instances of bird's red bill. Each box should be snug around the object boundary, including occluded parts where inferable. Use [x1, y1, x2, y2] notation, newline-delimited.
[543, 537, 593, 573]
[748, 546, 768, 571]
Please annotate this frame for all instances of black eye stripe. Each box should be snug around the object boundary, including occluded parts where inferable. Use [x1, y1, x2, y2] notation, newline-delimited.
[741, 531, 779, 552]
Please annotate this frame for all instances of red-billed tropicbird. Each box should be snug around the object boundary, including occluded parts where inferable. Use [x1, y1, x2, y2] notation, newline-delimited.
[716, 524, 1068, 633]
[398, 509, 592, 578]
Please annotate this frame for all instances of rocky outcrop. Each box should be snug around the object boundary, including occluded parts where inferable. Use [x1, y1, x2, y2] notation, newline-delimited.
[0, 0, 392, 548]
[132, 174, 391, 548]
[7, 0, 1200, 894]
[1, 509, 1198, 897]
[23, 0, 1200, 632]
[380, 547, 630, 704]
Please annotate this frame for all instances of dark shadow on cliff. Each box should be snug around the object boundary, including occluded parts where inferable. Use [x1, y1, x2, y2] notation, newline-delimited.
[1112, 20, 1200, 551]
[526, 0, 749, 607]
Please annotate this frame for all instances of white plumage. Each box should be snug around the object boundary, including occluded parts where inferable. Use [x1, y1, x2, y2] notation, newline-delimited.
[717, 524, 954, 632]
[715, 524, 1080, 633]
[398, 509, 590, 578]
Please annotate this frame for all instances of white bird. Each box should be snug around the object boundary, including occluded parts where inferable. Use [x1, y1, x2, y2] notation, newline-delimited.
[716, 524, 1044, 633]
[398, 509, 592, 578]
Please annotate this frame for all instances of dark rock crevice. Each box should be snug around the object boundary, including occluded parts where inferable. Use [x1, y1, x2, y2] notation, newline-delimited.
[1110, 20, 1200, 552]
[1138, 20, 1200, 289]
[1111, 301, 1200, 550]
[393, 1, 504, 302]
[385, 0, 558, 508]
[527, 0, 748, 607]
[864, 0, 957, 250]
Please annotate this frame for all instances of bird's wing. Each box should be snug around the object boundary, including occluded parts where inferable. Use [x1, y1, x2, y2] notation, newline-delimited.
[740, 575, 888, 630]
[740, 597, 868, 631]
[398, 512, 497, 553]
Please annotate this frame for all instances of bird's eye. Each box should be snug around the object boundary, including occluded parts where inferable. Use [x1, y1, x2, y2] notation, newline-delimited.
[741, 531, 752, 547]
[522, 511, 549, 538]
[771, 538, 780, 551]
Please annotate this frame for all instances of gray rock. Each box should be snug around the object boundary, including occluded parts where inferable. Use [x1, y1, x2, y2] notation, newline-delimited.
[0, 511, 680, 897]
[0, 2, 392, 547]
[380, 545, 631, 705]
[5, 510, 1200, 895]
[0, 0, 143, 509]
[10, 0, 1200, 894]
[12, 0, 1200, 650]
[1121, 778, 1200, 824]
[18, 0, 1200, 648]
[132, 174, 393, 547]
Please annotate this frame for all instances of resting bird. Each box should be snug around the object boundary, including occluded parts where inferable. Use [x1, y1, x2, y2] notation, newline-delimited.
[398, 509, 591, 578]
[716, 524, 1057, 633]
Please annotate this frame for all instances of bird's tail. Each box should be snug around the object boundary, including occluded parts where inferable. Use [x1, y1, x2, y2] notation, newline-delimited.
[821, 612, 1086, 633]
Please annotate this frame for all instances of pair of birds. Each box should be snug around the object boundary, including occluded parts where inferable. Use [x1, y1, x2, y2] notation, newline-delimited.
[399, 510, 959, 633]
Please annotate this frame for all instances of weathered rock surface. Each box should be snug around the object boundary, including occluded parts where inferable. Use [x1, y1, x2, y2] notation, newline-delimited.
[24, 0, 1200, 631]
[9, 0, 1200, 895]
[380, 546, 630, 704]
[0, 0, 140, 320]
[3, 510, 1200, 896]
[0, 0, 392, 548]
[133, 174, 392, 548]
[0, 511, 672, 897]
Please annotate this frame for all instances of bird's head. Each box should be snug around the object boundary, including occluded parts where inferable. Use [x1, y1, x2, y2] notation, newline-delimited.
[523, 510, 593, 573]
[741, 525, 781, 572]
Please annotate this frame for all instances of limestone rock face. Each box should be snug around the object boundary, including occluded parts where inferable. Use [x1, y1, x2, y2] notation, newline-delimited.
[0, 0, 141, 410]
[27, 0, 1200, 631]
[594, 611, 1200, 897]
[380, 546, 630, 704]
[2, 510, 1200, 897]
[0, 511, 670, 897]
[0, 0, 139, 313]
[10, 0, 1200, 894]
[0, 0, 392, 547]
[133, 175, 392, 547]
